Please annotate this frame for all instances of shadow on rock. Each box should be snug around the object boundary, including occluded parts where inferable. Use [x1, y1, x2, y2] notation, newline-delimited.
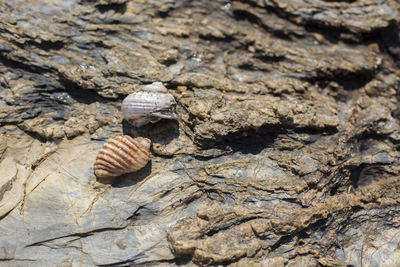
[112, 161, 152, 188]
[195, 124, 281, 156]
[122, 119, 179, 147]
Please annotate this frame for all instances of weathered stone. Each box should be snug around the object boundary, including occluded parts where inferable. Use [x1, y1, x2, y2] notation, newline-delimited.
[0, 0, 399, 266]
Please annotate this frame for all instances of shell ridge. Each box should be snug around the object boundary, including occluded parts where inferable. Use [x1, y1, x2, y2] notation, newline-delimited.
[94, 162, 122, 176]
[125, 137, 150, 170]
[102, 143, 132, 169]
[96, 150, 129, 171]
[109, 138, 136, 160]
[123, 137, 150, 158]
[115, 137, 144, 167]
[95, 166, 121, 176]
[94, 158, 125, 172]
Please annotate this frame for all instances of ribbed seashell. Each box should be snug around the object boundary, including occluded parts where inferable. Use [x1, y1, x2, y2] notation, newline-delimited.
[122, 82, 177, 127]
[94, 135, 151, 179]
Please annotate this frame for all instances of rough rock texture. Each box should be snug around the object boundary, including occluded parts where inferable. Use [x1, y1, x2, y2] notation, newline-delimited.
[0, 0, 400, 266]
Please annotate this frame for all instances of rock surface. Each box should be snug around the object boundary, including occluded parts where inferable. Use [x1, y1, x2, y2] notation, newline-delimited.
[0, 0, 400, 266]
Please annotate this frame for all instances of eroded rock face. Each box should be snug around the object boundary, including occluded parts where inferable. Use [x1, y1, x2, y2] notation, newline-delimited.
[0, 0, 399, 266]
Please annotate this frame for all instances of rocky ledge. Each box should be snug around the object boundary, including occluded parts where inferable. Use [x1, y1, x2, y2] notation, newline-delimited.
[0, 0, 399, 266]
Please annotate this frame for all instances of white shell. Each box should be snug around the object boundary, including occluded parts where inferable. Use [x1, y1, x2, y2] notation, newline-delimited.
[141, 82, 168, 92]
[122, 82, 177, 127]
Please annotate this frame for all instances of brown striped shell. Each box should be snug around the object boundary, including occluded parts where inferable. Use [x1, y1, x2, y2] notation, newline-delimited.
[94, 135, 151, 179]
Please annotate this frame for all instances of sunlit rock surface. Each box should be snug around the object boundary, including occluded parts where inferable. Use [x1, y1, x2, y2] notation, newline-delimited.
[0, 0, 399, 266]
